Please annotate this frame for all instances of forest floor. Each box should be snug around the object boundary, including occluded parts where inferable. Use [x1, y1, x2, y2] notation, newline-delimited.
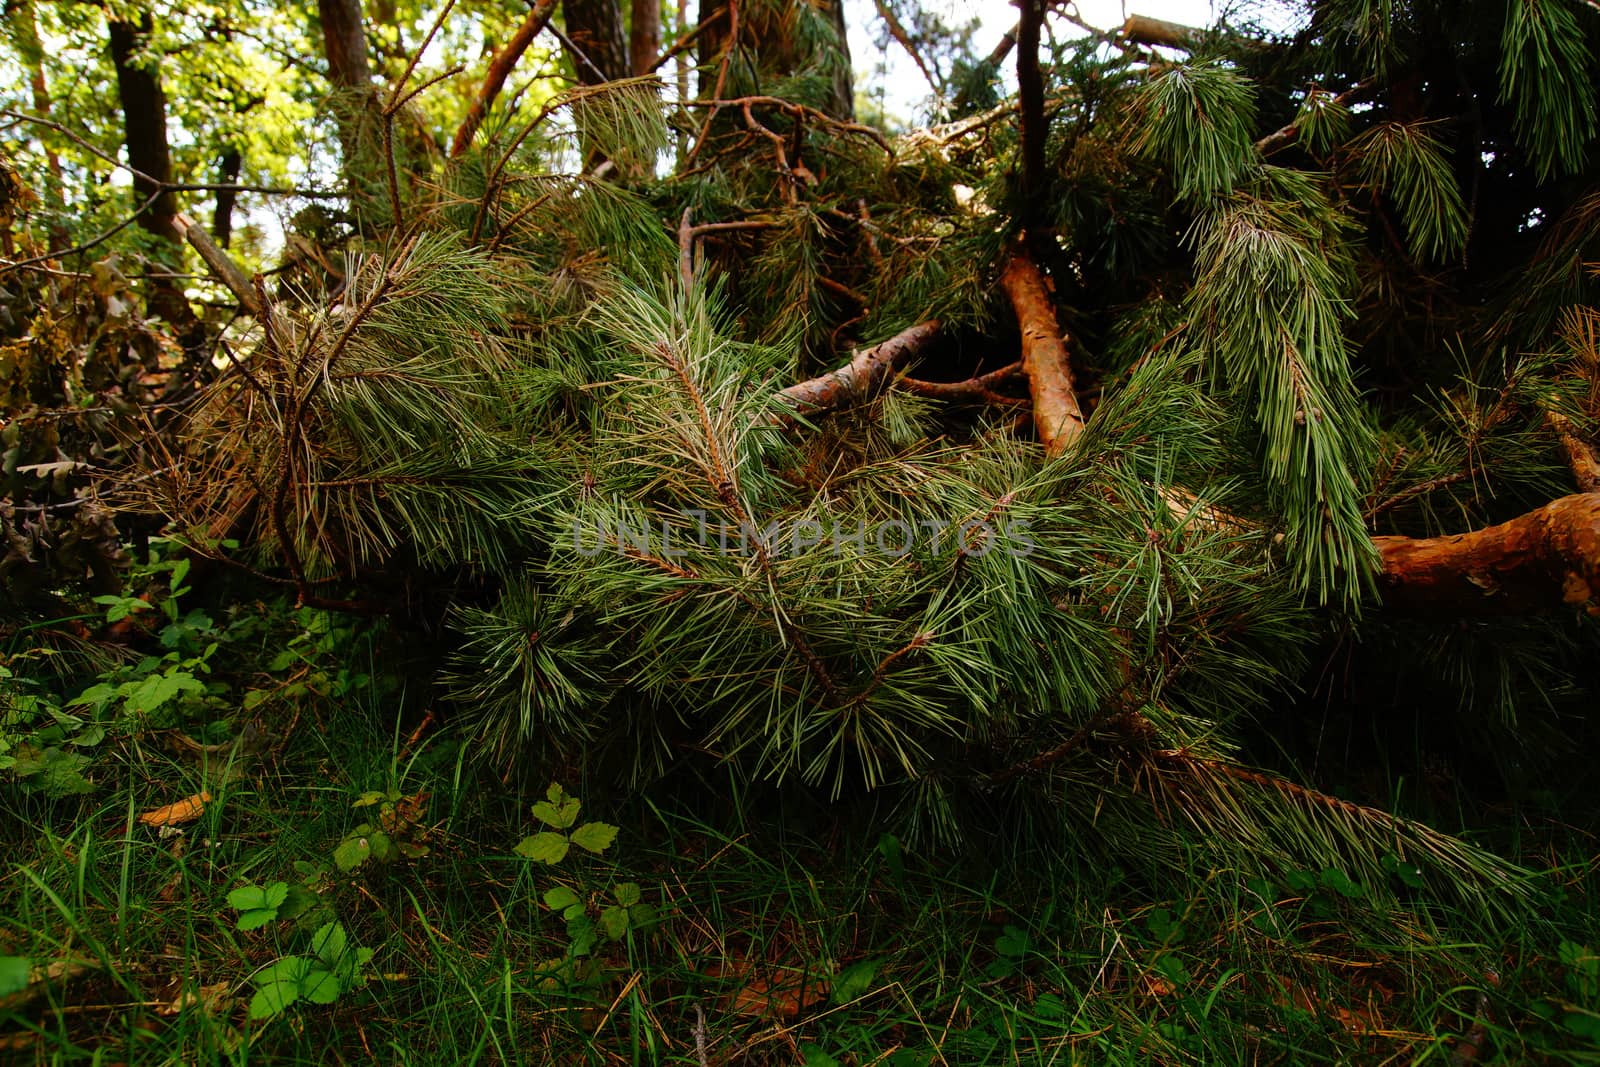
[2, 596, 1599, 1065]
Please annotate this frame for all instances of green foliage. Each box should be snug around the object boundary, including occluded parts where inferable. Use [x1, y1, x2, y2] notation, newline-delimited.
[1351, 121, 1469, 261]
[227, 881, 290, 931]
[514, 783, 619, 866]
[1185, 177, 1378, 604]
[1135, 61, 1259, 202]
[1498, 0, 1598, 180]
[245, 921, 375, 1020]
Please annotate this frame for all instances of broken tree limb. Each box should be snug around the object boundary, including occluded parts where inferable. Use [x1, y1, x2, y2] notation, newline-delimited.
[774, 321, 942, 422]
[1374, 492, 1600, 616]
[451, 0, 559, 157]
[1000, 247, 1086, 455]
[172, 213, 260, 316]
[1120, 14, 1202, 50]
[1548, 410, 1600, 493]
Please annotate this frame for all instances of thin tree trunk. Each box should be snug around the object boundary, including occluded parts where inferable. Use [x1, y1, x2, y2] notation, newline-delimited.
[317, 0, 382, 194]
[630, 0, 660, 74]
[563, 0, 628, 84]
[212, 147, 242, 247]
[9, 0, 67, 250]
[107, 11, 179, 243]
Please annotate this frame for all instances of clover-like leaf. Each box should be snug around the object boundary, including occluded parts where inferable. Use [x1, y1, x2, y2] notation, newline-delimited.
[332, 836, 372, 872]
[531, 786, 581, 830]
[599, 904, 630, 940]
[544, 886, 582, 912]
[567, 914, 598, 957]
[613, 882, 641, 907]
[514, 831, 570, 864]
[570, 822, 618, 855]
[248, 979, 301, 1019]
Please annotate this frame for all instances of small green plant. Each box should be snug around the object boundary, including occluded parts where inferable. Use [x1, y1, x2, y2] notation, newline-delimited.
[514, 784, 658, 963]
[227, 881, 290, 931]
[514, 782, 618, 864]
[333, 788, 431, 872]
[246, 921, 374, 1020]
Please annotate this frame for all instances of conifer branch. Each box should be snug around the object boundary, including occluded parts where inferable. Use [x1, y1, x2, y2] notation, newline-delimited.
[1256, 80, 1376, 155]
[1375, 492, 1600, 616]
[999, 246, 1086, 454]
[774, 321, 943, 421]
[451, 0, 559, 158]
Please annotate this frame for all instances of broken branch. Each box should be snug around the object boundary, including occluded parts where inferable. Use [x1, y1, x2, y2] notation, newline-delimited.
[1000, 247, 1086, 454]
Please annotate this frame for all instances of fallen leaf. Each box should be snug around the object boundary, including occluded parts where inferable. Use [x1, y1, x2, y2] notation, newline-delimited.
[139, 792, 212, 828]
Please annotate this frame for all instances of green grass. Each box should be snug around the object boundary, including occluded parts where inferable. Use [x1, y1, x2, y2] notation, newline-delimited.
[2, 636, 1599, 1064]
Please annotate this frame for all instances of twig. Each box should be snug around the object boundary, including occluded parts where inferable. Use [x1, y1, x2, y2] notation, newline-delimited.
[873, 0, 939, 94]
[898, 362, 1026, 406]
[648, 9, 724, 73]
[0, 190, 163, 276]
[1255, 80, 1377, 155]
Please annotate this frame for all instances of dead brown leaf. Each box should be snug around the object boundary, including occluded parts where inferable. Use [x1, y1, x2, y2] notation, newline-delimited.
[138, 792, 212, 827]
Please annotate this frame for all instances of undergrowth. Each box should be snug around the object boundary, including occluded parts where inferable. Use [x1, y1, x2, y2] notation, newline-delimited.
[1, 549, 1598, 1064]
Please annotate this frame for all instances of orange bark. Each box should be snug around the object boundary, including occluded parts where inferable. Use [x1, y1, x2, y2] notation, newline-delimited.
[1374, 492, 1600, 616]
[1000, 249, 1085, 455]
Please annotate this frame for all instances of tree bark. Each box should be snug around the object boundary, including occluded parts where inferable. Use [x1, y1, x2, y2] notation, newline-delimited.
[563, 0, 629, 84]
[1000, 248, 1086, 455]
[630, 0, 661, 74]
[775, 321, 942, 421]
[1120, 14, 1202, 50]
[451, 0, 560, 157]
[1375, 493, 1600, 616]
[317, 0, 382, 194]
[107, 11, 178, 244]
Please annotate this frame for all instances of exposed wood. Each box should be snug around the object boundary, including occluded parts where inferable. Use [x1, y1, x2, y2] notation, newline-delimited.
[451, 0, 559, 157]
[172, 213, 261, 316]
[1000, 247, 1086, 455]
[1548, 410, 1600, 493]
[1120, 14, 1202, 50]
[774, 321, 942, 421]
[1374, 492, 1600, 616]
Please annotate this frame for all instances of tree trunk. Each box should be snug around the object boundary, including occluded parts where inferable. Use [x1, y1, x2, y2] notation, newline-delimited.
[107, 11, 178, 244]
[212, 147, 242, 247]
[316, 0, 382, 196]
[630, 0, 661, 74]
[563, 0, 629, 84]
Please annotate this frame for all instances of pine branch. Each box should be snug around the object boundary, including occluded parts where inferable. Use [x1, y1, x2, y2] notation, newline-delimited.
[1256, 81, 1376, 155]
[1375, 492, 1600, 615]
[1000, 246, 1085, 454]
[1120, 14, 1202, 50]
[774, 321, 942, 421]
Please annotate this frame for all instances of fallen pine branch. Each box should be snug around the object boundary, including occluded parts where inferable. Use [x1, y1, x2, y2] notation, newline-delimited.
[1000, 246, 1086, 455]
